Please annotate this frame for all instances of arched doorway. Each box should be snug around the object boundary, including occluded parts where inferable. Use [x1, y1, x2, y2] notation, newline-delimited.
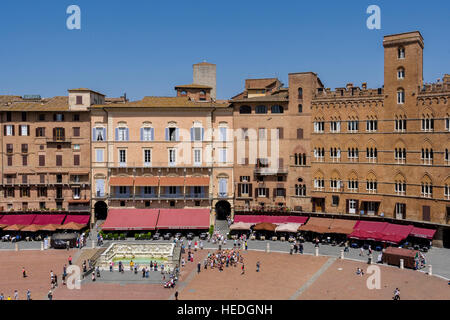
[94, 201, 108, 220]
[215, 200, 231, 220]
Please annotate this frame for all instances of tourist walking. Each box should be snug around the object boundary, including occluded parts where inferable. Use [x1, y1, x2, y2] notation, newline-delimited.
[22, 267, 27, 278]
[360, 247, 364, 256]
[0, 293, 3, 300]
[26, 289, 31, 301]
[245, 241, 248, 250]
[197, 262, 201, 274]
[241, 264, 245, 275]
[393, 288, 400, 300]
[256, 261, 260, 272]
[68, 255, 72, 265]
[47, 290, 53, 300]
[14, 290, 18, 300]
[110, 261, 113, 272]
[175, 291, 179, 300]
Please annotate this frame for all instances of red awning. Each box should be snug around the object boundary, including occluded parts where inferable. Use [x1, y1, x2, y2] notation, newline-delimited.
[157, 209, 210, 229]
[0, 214, 36, 226]
[185, 177, 210, 186]
[160, 177, 184, 186]
[102, 209, 158, 231]
[348, 221, 389, 240]
[64, 215, 90, 225]
[409, 227, 436, 240]
[109, 177, 134, 186]
[373, 223, 414, 244]
[233, 215, 307, 225]
[32, 214, 66, 226]
[135, 177, 159, 186]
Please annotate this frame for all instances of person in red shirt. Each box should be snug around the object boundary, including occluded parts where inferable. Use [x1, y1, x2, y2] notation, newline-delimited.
[22, 267, 27, 278]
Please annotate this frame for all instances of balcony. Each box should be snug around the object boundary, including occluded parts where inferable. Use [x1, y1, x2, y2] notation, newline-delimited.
[47, 137, 71, 144]
[185, 193, 209, 200]
[160, 193, 184, 199]
[254, 166, 288, 175]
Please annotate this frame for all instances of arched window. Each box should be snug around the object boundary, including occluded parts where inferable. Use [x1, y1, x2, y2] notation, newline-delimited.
[366, 173, 377, 193]
[398, 47, 405, 59]
[271, 105, 284, 114]
[298, 104, 303, 113]
[397, 67, 405, 80]
[394, 173, 406, 195]
[180, 90, 187, 96]
[239, 105, 251, 114]
[397, 88, 405, 104]
[255, 105, 267, 114]
[313, 172, 324, 190]
[347, 171, 358, 192]
[421, 175, 432, 198]
[295, 181, 306, 196]
[298, 88, 303, 99]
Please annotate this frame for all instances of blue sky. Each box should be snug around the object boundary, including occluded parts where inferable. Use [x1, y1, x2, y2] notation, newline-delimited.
[0, 0, 449, 100]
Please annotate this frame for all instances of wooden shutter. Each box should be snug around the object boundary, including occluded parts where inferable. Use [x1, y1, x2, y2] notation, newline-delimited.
[273, 188, 276, 198]
[56, 155, 62, 166]
[74, 155, 80, 166]
[23, 156, 27, 166]
[248, 184, 252, 197]
[237, 183, 242, 197]
[7, 156, 12, 166]
[39, 155, 45, 166]
[278, 127, 284, 139]
[422, 206, 430, 221]
[297, 128, 303, 139]
[27, 125, 30, 136]
[346, 199, 349, 214]
[3, 125, 6, 135]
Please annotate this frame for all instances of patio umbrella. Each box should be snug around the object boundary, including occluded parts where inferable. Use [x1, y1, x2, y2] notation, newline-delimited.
[58, 222, 86, 231]
[0, 224, 7, 230]
[229, 222, 253, 231]
[21, 224, 43, 232]
[253, 222, 277, 232]
[275, 223, 302, 233]
[3, 224, 25, 231]
[40, 224, 59, 231]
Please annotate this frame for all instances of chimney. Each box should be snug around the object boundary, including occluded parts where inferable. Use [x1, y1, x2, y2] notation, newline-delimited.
[346, 83, 353, 90]
[362, 83, 367, 90]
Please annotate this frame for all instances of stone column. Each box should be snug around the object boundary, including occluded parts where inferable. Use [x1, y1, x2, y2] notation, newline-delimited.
[41, 241, 44, 251]
[428, 265, 432, 276]
[92, 240, 96, 249]
[15, 242, 19, 251]
[266, 242, 270, 253]
[314, 246, 319, 256]
[340, 249, 344, 260]
[400, 259, 404, 269]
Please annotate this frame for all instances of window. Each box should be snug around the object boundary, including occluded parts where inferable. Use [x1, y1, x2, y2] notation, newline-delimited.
[444, 184, 450, 200]
[143, 186, 153, 195]
[22, 155, 27, 166]
[446, 115, 450, 132]
[7, 156, 12, 166]
[6, 144, 13, 153]
[239, 105, 251, 114]
[55, 114, 64, 122]
[421, 116, 434, 131]
[332, 196, 339, 206]
[21, 112, 27, 122]
[258, 128, 266, 139]
[295, 184, 306, 196]
[421, 183, 432, 198]
[330, 179, 342, 191]
[347, 148, 359, 161]
[256, 188, 267, 198]
[94, 127, 105, 141]
[74, 154, 80, 166]
[219, 148, 227, 164]
[397, 68, 405, 80]
[445, 149, 449, 165]
[313, 121, 324, 133]
[218, 178, 227, 197]
[73, 114, 80, 122]
[56, 155, 62, 166]
[330, 121, 341, 133]
[398, 47, 405, 59]
[366, 180, 377, 193]
[255, 105, 267, 114]
[168, 186, 177, 195]
[54, 127, 65, 141]
[6, 112, 11, 122]
[166, 127, 178, 141]
[73, 144, 80, 150]
[56, 174, 62, 183]
[76, 96, 83, 105]
[191, 127, 204, 141]
[394, 148, 406, 164]
[119, 150, 126, 166]
[395, 203, 406, 219]
[117, 127, 128, 141]
[298, 88, 303, 99]
[119, 186, 128, 194]
[366, 119, 378, 132]
[298, 104, 303, 113]
[240, 183, 250, 195]
[144, 149, 151, 166]
[297, 128, 303, 139]
[5, 125, 14, 136]
[193, 149, 201, 166]
[366, 147, 377, 162]
[73, 127, 80, 137]
[314, 178, 324, 190]
[168, 149, 176, 165]
[38, 114, 45, 121]
[397, 89, 405, 104]
[141, 127, 154, 141]
[421, 148, 433, 165]
[395, 182, 406, 195]
[330, 147, 341, 162]
[347, 120, 359, 132]
[39, 155, 45, 166]
[219, 127, 227, 142]
[347, 179, 358, 192]
[314, 147, 325, 161]
[38, 187, 47, 197]
[395, 117, 407, 132]
[294, 153, 307, 166]
[73, 187, 80, 199]
[271, 105, 284, 114]
[36, 127, 45, 137]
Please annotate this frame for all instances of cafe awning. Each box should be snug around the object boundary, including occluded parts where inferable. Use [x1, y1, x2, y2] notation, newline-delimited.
[159, 177, 185, 186]
[21, 224, 43, 232]
[275, 223, 302, 233]
[233, 215, 306, 225]
[109, 177, 134, 186]
[0, 214, 36, 226]
[229, 222, 253, 231]
[156, 209, 210, 229]
[327, 219, 357, 235]
[32, 214, 66, 226]
[374, 223, 414, 244]
[102, 209, 159, 231]
[298, 217, 334, 233]
[348, 221, 389, 240]
[409, 227, 436, 240]
[134, 177, 159, 186]
[253, 222, 277, 232]
[63, 215, 90, 225]
[3, 224, 25, 231]
[185, 177, 210, 186]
